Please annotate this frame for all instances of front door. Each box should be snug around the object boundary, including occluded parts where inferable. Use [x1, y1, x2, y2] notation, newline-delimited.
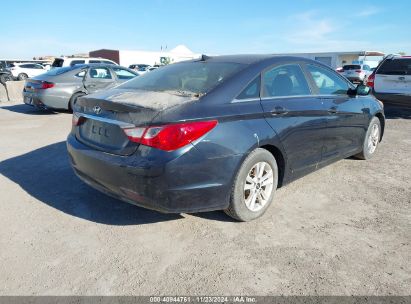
[260, 63, 328, 178]
[304, 63, 367, 161]
[84, 66, 116, 94]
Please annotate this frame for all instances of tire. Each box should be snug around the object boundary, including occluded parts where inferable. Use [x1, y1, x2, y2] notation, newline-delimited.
[69, 92, 86, 112]
[224, 148, 278, 221]
[355, 117, 381, 160]
[0, 74, 12, 84]
[17, 73, 28, 81]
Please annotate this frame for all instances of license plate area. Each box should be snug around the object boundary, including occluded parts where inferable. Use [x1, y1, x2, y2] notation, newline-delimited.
[78, 119, 130, 152]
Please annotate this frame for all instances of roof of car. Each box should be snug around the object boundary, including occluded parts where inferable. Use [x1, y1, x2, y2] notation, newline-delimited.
[187, 54, 318, 65]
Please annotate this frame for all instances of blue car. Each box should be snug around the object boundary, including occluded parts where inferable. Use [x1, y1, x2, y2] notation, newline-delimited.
[67, 55, 385, 221]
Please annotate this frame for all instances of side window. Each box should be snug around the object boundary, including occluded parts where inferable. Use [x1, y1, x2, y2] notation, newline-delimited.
[102, 60, 115, 65]
[307, 64, 350, 95]
[112, 67, 136, 80]
[237, 76, 260, 100]
[89, 60, 101, 64]
[363, 65, 371, 71]
[88, 67, 112, 79]
[70, 60, 85, 67]
[262, 64, 310, 97]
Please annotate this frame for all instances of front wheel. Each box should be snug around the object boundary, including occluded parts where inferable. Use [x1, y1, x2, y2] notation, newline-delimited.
[355, 117, 381, 160]
[224, 148, 278, 221]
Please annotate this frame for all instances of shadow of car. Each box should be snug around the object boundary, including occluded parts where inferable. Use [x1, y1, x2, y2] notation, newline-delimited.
[0, 141, 182, 225]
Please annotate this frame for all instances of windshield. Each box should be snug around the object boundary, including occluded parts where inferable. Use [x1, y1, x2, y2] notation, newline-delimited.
[118, 61, 245, 95]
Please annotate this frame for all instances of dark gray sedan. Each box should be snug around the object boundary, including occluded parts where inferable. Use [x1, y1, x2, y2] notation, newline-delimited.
[22, 64, 138, 110]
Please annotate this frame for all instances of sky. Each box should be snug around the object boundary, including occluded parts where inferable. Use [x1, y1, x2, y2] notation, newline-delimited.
[0, 0, 410, 59]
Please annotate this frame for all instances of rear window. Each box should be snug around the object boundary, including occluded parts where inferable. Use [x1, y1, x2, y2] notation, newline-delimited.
[119, 62, 245, 95]
[343, 65, 361, 70]
[52, 58, 64, 67]
[377, 59, 411, 75]
[43, 66, 76, 76]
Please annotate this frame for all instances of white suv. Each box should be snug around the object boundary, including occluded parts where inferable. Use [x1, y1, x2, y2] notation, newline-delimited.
[9, 63, 47, 80]
[51, 57, 118, 68]
[368, 55, 411, 107]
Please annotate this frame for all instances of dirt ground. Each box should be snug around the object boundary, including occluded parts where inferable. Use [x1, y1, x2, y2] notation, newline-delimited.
[0, 101, 410, 296]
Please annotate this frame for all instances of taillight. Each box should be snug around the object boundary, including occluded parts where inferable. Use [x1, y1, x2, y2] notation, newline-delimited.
[367, 72, 375, 88]
[40, 81, 54, 89]
[123, 120, 218, 151]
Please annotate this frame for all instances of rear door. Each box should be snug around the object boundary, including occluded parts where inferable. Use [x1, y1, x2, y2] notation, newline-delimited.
[84, 66, 116, 94]
[374, 58, 411, 94]
[260, 63, 328, 177]
[304, 63, 367, 160]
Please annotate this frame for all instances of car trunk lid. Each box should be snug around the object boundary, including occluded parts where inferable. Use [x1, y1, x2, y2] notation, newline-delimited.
[74, 88, 198, 155]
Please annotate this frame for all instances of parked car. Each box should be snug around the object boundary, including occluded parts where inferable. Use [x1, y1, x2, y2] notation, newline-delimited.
[9, 63, 47, 80]
[367, 55, 411, 107]
[0, 61, 13, 84]
[23, 64, 138, 110]
[51, 57, 118, 68]
[67, 55, 385, 221]
[128, 64, 152, 75]
[339, 64, 373, 83]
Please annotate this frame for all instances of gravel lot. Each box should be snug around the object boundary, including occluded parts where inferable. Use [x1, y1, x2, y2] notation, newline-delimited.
[0, 101, 410, 296]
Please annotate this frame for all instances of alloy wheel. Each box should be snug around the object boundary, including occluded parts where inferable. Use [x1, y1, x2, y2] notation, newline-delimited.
[244, 161, 274, 212]
[367, 123, 380, 154]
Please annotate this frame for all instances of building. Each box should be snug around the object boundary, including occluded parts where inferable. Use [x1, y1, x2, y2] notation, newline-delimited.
[89, 45, 200, 67]
[275, 51, 385, 69]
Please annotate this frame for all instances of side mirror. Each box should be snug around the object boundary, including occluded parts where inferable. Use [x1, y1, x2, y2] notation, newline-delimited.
[348, 84, 370, 96]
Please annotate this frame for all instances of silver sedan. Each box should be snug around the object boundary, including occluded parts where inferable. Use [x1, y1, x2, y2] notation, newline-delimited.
[22, 64, 138, 111]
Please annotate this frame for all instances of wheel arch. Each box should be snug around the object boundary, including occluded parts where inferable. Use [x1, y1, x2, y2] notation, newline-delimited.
[375, 112, 385, 141]
[259, 144, 286, 187]
[68, 91, 87, 111]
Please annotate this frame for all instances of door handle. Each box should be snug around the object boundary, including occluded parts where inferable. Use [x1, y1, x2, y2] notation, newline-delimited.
[398, 76, 405, 81]
[328, 106, 338, 114]
[270, 106, 288, 116]
[87, 84, 96, 88]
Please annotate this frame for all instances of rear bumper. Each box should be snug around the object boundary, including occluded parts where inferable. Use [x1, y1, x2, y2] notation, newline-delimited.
[66, 134, 239, 213]
[373, 92, 411, 107]
[23, 90, 70, 110]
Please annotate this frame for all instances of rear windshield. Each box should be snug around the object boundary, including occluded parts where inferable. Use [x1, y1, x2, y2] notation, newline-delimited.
[119, 62, 245, 95]
[377, 59, 411, 75]
[52, 58, 64, 67]
[43, 66, 77, 76]
[343, 65, 361, 70]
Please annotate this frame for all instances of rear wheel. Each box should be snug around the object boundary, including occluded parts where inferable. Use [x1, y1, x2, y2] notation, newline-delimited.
[224, 148, 278, 221]
[69, 92, 86, 112]
[17, 73, 28, 81]
[355, 117, 381, 160]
